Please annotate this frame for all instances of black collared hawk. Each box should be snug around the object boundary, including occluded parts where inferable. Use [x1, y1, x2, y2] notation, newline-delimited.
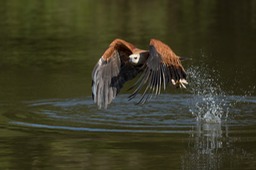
[92, 39, 188, 109]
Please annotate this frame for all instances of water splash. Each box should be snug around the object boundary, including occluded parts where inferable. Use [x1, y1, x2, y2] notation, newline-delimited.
[187, 65, 230, 123]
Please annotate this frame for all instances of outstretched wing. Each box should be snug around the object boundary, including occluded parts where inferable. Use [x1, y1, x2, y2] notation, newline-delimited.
[129, 39, 187, 104]
[92, 39, 140, 109]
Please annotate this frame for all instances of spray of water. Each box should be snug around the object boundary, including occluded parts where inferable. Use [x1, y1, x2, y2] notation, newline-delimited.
[187, 64, 230, 123]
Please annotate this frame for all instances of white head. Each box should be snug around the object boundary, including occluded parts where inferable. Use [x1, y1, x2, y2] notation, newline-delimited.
[129, 54, 141, 64]
[129, 51, 149, 65]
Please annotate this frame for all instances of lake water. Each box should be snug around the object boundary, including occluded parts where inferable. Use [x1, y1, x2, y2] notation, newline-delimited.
[0, 0, 256, 169]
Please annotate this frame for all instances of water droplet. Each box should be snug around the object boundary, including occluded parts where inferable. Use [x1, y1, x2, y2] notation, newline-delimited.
[187, 64, 229, 123]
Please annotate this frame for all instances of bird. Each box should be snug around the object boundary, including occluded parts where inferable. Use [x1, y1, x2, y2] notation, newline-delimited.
[92, 38, 188, 109]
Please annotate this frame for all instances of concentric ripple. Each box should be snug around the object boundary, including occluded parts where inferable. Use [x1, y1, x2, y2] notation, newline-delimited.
[7, 95, 193, 133]
[5, 94, 256, 134]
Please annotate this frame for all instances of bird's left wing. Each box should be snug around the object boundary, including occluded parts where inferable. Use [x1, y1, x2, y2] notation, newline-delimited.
[129, 39, 187, 104]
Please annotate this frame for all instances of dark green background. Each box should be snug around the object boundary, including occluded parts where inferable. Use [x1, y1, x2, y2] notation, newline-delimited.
[0, 0, 255, 102]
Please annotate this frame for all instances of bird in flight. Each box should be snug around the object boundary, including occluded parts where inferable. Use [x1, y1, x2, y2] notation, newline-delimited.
[92, 38, 188, 109]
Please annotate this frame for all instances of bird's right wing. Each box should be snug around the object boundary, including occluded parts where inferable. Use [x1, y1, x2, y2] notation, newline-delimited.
[92, 39, 139, 109]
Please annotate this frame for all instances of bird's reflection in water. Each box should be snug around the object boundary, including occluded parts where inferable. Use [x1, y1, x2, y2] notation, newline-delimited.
[181, 122, 228, 170]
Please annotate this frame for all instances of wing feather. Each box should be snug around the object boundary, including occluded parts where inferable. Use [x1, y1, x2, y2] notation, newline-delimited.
[92, 39, 140, 109]
[129, 39, 188, 104]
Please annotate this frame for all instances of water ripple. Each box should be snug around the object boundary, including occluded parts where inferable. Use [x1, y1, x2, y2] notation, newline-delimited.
[4, 94, 256, 133]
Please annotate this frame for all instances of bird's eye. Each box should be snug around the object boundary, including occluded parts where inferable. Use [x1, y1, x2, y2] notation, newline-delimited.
[134, 57, 137, 59]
